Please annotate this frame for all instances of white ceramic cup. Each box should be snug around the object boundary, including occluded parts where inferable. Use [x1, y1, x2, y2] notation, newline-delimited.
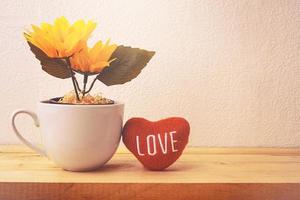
[11, 101, 124, 171]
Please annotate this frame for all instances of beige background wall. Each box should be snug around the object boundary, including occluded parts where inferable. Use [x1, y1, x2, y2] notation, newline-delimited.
[0, 0, 299, 146]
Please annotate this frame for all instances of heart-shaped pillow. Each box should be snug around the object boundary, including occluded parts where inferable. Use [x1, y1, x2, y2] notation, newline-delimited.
[122, 117, 190, 170]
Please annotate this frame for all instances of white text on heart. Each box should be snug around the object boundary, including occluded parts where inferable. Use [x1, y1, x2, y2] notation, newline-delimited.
[136, 131, 178, 156]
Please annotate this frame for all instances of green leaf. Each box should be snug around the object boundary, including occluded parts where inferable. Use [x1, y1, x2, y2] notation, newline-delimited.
[97, 45, 155, 86]
[27, 42, 73, 79]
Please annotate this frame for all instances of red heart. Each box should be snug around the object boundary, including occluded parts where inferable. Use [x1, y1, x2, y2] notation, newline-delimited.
[122, 117, 190, 170]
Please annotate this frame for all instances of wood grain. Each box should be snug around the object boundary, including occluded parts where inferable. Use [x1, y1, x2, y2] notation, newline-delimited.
[1, 183, 300, 200]
[0, 145, 300, 200]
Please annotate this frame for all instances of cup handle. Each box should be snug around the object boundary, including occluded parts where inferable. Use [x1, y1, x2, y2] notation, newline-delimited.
[11, 110, 46, 156]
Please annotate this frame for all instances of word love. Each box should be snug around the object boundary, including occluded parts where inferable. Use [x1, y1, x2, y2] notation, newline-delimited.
[136, 131, 178, 156]
[122, 117, 190, 170]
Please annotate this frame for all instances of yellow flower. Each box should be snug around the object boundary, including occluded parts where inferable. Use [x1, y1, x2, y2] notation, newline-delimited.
[70, 39, 117, 73]
[24, 16, 96, 58]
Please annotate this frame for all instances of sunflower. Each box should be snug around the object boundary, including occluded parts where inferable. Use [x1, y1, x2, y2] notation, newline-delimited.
[70, 39, 117, 74]
[24, 16, 96, 58]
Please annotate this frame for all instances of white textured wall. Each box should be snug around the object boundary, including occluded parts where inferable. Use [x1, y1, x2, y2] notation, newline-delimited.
[0, 0, 299, 147]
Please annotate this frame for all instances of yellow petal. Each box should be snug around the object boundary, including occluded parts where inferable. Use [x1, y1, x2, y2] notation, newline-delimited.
[54, 17, 70, 42]
[90, 61, 110, 73]
[83, 21, 97, 40]
[89, 41, 103, 63]
[26, 17, 97, 58]
[64, 31, 81, 51]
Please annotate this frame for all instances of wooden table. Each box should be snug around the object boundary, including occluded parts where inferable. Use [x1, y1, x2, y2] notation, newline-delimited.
[0, 145, 300, 200]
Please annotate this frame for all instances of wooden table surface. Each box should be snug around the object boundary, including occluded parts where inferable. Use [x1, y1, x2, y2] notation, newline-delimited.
[0, 145, 300, 200]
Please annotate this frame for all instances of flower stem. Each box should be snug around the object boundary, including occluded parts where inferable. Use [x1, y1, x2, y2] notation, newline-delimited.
[82, 74, 88, 97]
[74, 77, 82, 93]
[85, 73, 100, 94]
[65, 57, 80, 101]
